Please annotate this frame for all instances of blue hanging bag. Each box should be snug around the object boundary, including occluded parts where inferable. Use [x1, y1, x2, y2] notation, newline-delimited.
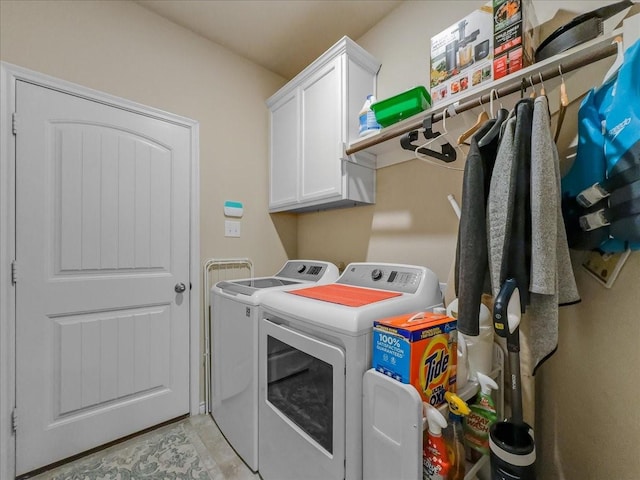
[561, 39, 640, 253]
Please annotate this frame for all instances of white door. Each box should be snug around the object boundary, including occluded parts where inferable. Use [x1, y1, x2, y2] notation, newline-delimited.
[15, 80, 191, 476]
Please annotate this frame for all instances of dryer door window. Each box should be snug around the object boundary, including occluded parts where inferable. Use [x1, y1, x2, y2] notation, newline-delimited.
[267, 335, 333, 452]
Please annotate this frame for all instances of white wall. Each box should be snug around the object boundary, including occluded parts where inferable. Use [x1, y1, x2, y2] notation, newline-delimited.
[0, 0, 297, 278]
[299, 1, 640, 479]
[0, 0, 298, 422]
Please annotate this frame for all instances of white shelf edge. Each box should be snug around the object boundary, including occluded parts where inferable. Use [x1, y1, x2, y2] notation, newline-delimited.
[349, 27, 624, 169]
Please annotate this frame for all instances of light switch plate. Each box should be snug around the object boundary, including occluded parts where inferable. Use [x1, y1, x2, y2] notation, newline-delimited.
[224, 220, 241, 238]
[581, 249, 631, 288]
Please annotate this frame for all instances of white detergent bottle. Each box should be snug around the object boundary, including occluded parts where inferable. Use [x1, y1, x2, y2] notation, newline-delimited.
[359, 94, 381, 137]
[448, 300, 493, 381]
[457, 333, 469, 389]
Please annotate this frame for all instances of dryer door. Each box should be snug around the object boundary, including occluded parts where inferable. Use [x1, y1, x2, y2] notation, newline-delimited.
[259, 318, 345, 480]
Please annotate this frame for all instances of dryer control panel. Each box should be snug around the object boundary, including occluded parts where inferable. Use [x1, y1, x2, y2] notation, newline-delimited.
[336, 263, 433, 294]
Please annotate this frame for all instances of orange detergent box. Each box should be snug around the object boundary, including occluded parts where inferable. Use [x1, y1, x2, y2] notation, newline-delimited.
[372, 312, 457, 407]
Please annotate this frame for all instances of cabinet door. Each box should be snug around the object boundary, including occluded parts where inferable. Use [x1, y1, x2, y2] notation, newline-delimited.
[299, 57, 343, 203]
[269, 89, 299, 208]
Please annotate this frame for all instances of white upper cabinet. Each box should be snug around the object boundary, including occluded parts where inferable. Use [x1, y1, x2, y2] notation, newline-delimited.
[267, 37, 381, 213]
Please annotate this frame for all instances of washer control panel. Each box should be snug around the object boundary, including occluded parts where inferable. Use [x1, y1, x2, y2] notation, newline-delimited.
[275, 261, 334, 281]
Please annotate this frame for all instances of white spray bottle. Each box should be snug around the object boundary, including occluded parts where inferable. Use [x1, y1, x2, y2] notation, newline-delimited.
[358, 94, 381, 137]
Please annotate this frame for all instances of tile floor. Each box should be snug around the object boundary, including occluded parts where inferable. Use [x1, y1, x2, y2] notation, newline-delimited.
[189, 414, 260, 480]
[28, 414, 260, 480]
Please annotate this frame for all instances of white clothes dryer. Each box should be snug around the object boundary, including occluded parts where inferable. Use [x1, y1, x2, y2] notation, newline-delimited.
[210, 260, 339, 472]
[258, 262, 443, 480]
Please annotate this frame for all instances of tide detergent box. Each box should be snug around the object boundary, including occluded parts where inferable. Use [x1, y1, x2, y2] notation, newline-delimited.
[372, 312, 457, 407]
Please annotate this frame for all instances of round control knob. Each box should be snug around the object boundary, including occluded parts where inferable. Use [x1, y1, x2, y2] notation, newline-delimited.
[297, 264, 306, 273]
[371, 269, 383, 281]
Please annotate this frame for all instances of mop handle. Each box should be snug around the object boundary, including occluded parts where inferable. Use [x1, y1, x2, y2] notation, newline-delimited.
[508, 336, 524, 426]
[494, 278, 525, 425]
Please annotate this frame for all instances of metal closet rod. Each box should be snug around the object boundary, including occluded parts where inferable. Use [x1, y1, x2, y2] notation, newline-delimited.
[345, 40, 618, 156]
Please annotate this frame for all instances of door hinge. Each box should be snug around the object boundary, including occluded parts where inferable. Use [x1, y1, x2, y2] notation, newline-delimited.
[11, 260, 17, 285]
[12, 408, 17, 434]
[12, 112, 17, 135]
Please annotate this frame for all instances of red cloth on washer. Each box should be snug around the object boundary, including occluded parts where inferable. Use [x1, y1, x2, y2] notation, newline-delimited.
[288, 284, 401, 307]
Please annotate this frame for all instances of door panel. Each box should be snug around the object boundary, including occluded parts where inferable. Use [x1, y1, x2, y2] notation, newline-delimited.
[53, 306, 171, 418]
[15, 80, 191, 475]
[53, 124, 172, 274]
[269, 90, 299, 208]
[300, 58, 342, 202]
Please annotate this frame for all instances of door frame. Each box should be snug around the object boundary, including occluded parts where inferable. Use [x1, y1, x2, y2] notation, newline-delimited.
[0, 61, 201, 480]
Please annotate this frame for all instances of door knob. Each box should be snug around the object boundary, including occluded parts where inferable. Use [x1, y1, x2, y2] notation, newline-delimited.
[175, 282, 186, 293]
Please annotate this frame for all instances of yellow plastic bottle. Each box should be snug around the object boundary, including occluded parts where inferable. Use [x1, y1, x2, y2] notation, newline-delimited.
[443, 392, 470, 480]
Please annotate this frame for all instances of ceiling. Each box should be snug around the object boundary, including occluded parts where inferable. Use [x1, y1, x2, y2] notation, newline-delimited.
[135, 0, 402, 79]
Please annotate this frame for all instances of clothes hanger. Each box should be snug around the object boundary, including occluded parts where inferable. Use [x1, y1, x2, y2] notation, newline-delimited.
[399, 111, 458, 164]
[529, 76, 537, 98]
[417, 109, 459, 162]
[414, 110, 464, 170]
[478, 89, 508, 148]
[554, 65, 569, 142]
[418, 109, 446, 148]
[603, 36, 624, 83]
[457, 97, 490, 146]
[538, 72, 546, 96]
[489, 88, 498, 118]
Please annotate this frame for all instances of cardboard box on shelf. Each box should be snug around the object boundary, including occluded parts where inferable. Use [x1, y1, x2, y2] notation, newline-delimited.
[493, 0, 539, 80]
[372, 311, 457, 408]
[430, 2, 494, 105]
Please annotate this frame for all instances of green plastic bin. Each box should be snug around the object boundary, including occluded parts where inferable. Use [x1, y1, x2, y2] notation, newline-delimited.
[370, 86, 431, 128]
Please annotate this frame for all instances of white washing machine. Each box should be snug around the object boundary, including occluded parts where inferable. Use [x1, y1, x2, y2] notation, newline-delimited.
[258, 262, 443, 480]
[209, 260, 338, 472]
